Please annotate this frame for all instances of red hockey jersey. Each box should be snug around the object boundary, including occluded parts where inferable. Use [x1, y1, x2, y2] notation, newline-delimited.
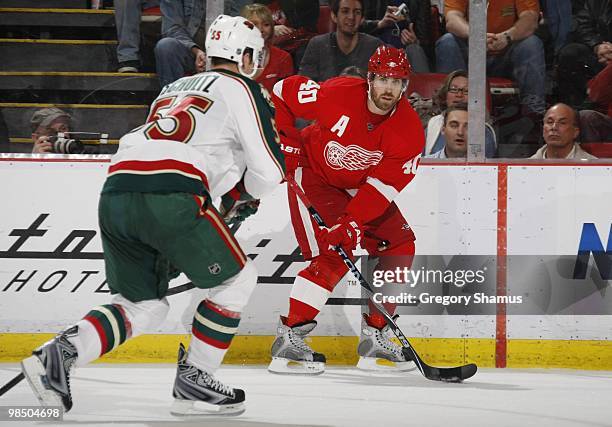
[273, 75, 424, 225]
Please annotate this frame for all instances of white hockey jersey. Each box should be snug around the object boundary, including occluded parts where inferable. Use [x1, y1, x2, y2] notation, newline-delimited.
[102, 69, 285, 200]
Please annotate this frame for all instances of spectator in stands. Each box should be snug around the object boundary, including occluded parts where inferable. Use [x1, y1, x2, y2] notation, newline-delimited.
[115, 0, 159, 72]
[242, 3, 295, 93]
[30, 108, 72, 154]
[531, 103, 597, 159]
[588, 62, 612, 117]
[260, 0, 319, 66]
[425, 104, 468, 158]
[340, 64, 366, 78]
[539, 0, 572, 54]
[360, 0, 433, 72]
[579, 62, 612, 142]
[154, 0, 207, 87]
[556, 1, 611, 108]
[425, 70, 496, 157]
[579, 110, 612, 142]
[227, 0, 254, 16]
[299, 0, 381, 82]
[436, 0, 546, 115]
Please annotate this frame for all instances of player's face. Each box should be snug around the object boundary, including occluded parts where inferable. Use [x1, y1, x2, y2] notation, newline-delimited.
[242, 52, 264, 80]
[446, 76, 468, 107]
[332, 0, 363, 36]
[247, 15, 273, 43]
[441, 110, 468, 158]
[369, 74, 404, 113]
[543, 104, 579, 148]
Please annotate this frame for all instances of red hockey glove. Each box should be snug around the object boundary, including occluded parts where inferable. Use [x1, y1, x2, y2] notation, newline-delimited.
[220, 179, 258, 225]
[318, 216, 362, 252]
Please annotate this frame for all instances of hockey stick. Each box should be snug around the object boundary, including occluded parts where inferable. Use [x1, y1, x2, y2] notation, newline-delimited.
[0, 372, 24, 397]
[0, 221, 245, 397]
[285, 175, 477, 382]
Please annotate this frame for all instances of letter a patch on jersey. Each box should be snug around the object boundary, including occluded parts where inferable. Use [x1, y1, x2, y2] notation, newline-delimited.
[330, 115, 350, 137]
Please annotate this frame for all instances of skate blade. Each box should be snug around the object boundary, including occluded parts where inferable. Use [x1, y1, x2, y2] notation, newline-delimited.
[267, 357, 325, 375]
[356, 356, 416, 372]
[170, 398, 245, 416]
[21, 356, 63, 408]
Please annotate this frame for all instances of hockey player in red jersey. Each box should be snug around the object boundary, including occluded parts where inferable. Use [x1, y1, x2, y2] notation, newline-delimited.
[269, 46, 425, 374]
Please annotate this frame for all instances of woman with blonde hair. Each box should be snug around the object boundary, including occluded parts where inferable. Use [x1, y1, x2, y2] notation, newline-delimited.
[242, 3, 295, 93]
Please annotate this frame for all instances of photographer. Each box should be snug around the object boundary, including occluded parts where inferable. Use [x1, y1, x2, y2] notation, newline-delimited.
[30, 107, 72, 154]
[360, 0, 433, 72]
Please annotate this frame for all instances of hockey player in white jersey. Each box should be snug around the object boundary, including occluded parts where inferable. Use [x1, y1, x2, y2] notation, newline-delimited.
[20, 15, 285, 417]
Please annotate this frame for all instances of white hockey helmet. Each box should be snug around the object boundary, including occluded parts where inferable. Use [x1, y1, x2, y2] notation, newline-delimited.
[205, 14, 265, 79]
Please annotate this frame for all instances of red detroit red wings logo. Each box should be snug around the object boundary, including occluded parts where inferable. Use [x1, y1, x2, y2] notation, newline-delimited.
[324, 141, 383, 171]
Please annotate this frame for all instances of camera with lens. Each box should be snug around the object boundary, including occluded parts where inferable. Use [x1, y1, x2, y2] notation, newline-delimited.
[49, 135, 85, 154]
[48, 132, 108, 154]
[391, 2, 410, 36]
[393, 3, 408, 17]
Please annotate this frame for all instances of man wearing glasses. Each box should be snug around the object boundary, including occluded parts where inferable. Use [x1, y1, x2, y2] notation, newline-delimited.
[424, 70, 496, 157]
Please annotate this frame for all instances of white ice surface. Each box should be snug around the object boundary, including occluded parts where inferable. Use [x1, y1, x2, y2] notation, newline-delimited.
[1, 364, 611, 427]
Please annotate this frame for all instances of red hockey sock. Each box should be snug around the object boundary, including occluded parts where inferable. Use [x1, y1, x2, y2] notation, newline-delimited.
[286, 298, 322, 327]
[365, 300, 397, 329]
[365, 252, 414, 329]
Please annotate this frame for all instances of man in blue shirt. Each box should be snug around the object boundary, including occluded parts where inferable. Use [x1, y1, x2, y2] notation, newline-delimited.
[426, 104, 468, 158]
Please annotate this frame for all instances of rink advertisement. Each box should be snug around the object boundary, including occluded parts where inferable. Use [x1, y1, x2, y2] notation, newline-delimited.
[1, 158, 611, 369]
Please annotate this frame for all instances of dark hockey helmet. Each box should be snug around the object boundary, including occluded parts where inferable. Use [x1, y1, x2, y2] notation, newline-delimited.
[367, 45, 412, 80]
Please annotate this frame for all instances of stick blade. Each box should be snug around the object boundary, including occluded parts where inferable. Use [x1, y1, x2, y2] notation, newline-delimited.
[424, 363, 478, 383]
[402, 348, 477, 382]
[459, 363, 478, 380]
[439, 363, 478, 382]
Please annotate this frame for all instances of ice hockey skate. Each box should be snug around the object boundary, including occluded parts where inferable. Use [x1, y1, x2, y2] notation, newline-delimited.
[21, 326, 78, 412]
[356, 315, 415, 371]
[268, 316, 326, 375]
[171, 343, 245, 416]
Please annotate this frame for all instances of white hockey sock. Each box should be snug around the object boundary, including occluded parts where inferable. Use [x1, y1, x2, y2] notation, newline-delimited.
[66, 297, 170, 367]
[187, 299, 241, 374]
[187, 341, 227, 375]
[67, 319, 102, 367]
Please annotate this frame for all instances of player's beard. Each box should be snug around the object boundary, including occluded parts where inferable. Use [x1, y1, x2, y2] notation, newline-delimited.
[370, 86, 401, 113]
